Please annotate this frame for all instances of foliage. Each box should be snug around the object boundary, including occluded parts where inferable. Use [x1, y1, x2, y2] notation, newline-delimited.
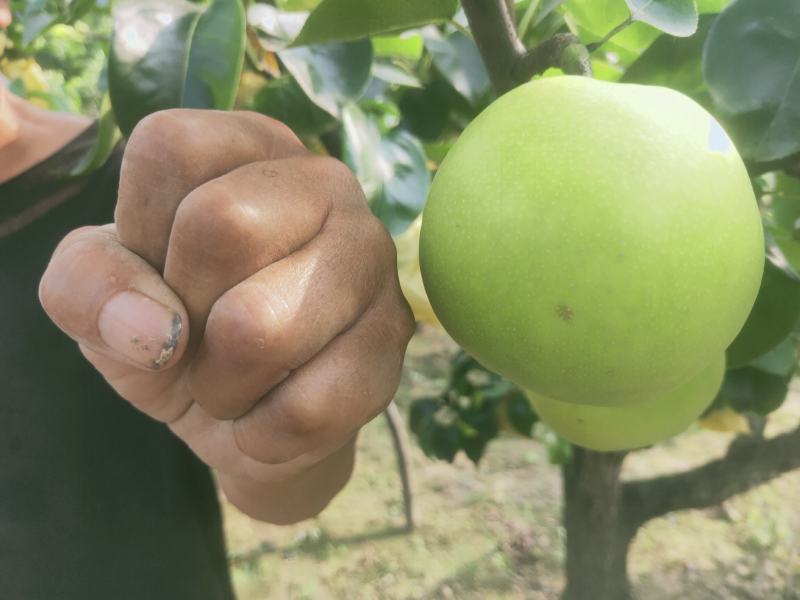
[703, 0, 800, 162]
[108, 0, 245, 136]
[1, 0, 111, 114]
[6, 0, 799, 466]
[409, 351, 538, 464]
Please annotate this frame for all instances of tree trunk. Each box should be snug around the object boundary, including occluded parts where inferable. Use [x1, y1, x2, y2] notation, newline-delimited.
[561, 448, 634, 600]
[559, 425, 800, 599]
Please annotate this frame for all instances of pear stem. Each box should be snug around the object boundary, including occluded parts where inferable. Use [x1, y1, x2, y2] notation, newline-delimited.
[461, 0, 592, 95]
[586, 16, 634, 53]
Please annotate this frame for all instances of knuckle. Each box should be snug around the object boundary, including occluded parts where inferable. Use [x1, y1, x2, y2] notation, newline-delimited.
[126, 110, 193, 163]
[315, 155, 352, 179]
[205, 285, 297, 370]
[312, 156, 365, 204]
[238, 111, 303, 147]
[118, 110, 201, 231]
[232, 384, 328, 466]
[129, 109, 188, 141]
[172, 181, 254, 260]
[274, 380, 329, 438]
[233, 424, 297, 466]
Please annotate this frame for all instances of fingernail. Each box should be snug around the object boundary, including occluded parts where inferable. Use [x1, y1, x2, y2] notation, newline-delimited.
[98, 291, 182, 369]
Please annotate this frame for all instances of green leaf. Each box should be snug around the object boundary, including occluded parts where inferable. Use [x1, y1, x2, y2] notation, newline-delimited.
[519, 1, 567, 49]
[430, 424, 462, 462]
[183, 0, 246, 111]
[279, 39, 373, 117]
[726, 261, 800, 368]
[250, 76, 337, 137]
[562, 0, 661, 65]
[769, 173, 800, 272]
[247, 3, 306, 52]
[518, 0, 566, 35]
[7, 78, 25, 98]
[621, 14, 715, 100]
[747, 336, 797, 377]
[372, 33, 424, 59]
[697, 0, 731, 11]
[409, 399, 462, 462]
[342, 105, 430, 235]
[626, 0, 699, 37]
[460, 435, 490, 465]
[409, 398, 462, 463]
[374, 129, 430, 234]
[69, 94, 122, 177]
[276, 0, 320, 10]
[720, 367, 791, 416]
[342, 104, 383, 199]
[423, 28, 491, 107]
[422, 139, 455, 164]
[448, 351, 486, 395]
[21, 0, 57, 47]
[66, 0, 100, 23]
[292, 0, 458, 46]
[409, 397, 439, 436]
[372, 61, 422, 88]
[459, 399, 499, 444]
[538, 426, 573, 465]
[109, 0, 245, 137]
[359, 96, 402, 130]
[703, 0, 800, 161]
[503, 390, 538, 437]
[398, 79, 453, 141]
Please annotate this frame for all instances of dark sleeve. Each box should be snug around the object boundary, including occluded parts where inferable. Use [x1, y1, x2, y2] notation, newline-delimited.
[0, 143, 235, 600]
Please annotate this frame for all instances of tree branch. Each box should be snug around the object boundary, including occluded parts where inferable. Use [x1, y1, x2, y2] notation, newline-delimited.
[461, 0, 526, 95]
[461, 0, 592, 95]
[586, 17, 633, 53]
[621, 425, 800, 527]
[384, 402, 417, 532]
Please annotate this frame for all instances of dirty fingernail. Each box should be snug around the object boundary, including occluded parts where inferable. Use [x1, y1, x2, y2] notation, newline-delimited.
[98, 290, 182, 369]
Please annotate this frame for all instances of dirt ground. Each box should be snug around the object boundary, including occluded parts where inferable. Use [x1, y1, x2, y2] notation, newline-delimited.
[222, 326, 800, 600]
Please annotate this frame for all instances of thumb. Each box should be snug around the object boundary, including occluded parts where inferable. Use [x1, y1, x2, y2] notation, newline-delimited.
[39, 224, 190, 371]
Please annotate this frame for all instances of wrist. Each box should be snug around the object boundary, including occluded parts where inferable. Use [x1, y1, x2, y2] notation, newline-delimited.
[218, 438, 357, 525]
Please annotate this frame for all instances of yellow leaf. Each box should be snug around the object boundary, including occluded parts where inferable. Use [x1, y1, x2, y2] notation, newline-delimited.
[235, 70, 267, 109]
[698, 407, 750, 434]
[394, 216, 441, 328]
[0, 58, 49, 93]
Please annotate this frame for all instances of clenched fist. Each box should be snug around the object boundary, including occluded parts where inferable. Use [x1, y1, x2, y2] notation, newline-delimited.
[39, 110, 415, 524]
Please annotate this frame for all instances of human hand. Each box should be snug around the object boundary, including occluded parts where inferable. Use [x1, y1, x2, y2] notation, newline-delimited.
[39, 109, 415, 522]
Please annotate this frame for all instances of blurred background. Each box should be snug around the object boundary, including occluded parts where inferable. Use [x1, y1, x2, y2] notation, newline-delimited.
[222, 325, 800, 599]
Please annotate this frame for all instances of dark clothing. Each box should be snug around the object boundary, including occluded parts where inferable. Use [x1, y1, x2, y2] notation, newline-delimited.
[0, 125, 235, 599]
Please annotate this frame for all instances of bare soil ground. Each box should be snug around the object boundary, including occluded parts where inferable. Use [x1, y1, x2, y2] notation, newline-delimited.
[223, 327, 800, 600]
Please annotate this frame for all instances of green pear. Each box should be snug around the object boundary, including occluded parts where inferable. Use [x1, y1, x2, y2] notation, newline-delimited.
[420, 76, 762, 406]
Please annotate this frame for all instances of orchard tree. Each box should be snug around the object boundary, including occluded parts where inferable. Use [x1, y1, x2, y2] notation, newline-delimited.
[4, 0, 800, 599]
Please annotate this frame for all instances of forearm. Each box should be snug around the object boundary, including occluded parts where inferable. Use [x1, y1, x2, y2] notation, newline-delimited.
[217, 438, 357, 525]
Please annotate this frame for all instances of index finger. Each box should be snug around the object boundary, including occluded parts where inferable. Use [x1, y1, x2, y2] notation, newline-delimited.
[116, 109, 306, 270]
